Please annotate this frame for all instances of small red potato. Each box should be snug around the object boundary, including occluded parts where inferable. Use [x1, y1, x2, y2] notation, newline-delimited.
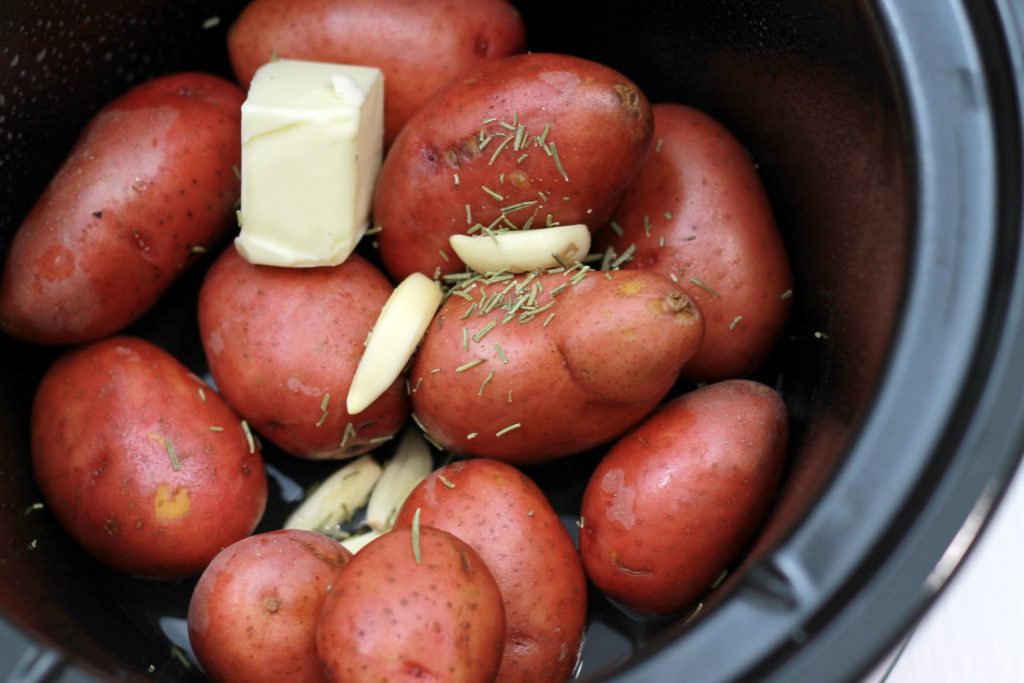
[579, 380, 787, 615]
[374, 52, 654, 280]
[31, 336, 267, 578]
[228, 0, 526, 147]
[198, 247, 409, 459]
[188, 530, 353, 683]
[410, 269, 703, 464]
[317, 526, 505, 683]
[0, 73, 243, 345]
[395, 459, 586, 683]
[600, 103, 793, 380]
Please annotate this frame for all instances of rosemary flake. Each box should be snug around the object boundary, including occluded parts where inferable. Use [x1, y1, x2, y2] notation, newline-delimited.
[495, 422, 521, 437]
[481, 185, 504, 202]
[197, 387, 206, 402]
[473, 320, 498, 342]
[610, 243, 637, 268]
[164, 438, 181, 471]
[455, 359, 484, 372]
[608, 220, 624, 237]
[495, 343, 509, 364]
[690, 276, 720, 299]
[439, 475, 456, 488]
[730, 316, 743, 331]
[477, 370, 495, 396]
[209, 426, 224, 432]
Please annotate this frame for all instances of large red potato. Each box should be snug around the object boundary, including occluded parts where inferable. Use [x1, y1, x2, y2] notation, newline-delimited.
[31, 336, 267, 578]
[410, 269, 703, 464]
[600, 104, 793, 380]
[317, 526, 506, 683]
[198, 248, 409, 459]
[395, 459, 586, 683]
[579, 380, 788, 615]
[188, 530, 353, 683]
[228, 0, 526, 147]
[0, 73, 243, 345]
[374, 52, 654, 280]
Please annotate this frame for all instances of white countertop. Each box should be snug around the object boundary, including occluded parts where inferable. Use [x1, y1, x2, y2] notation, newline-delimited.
[862, 460, 1024, 683]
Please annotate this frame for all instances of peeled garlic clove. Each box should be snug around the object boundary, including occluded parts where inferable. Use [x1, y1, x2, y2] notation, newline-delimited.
[284, 455, 382, 532]
[449, 224, 591, 274]
[365, 428, 433, 532]
[340, 529, 382, 554]
[347, 273, 443, 415]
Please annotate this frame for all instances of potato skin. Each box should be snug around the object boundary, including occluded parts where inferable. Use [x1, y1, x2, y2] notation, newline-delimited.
[317, 526, 505, 683]
[395, 459, 585, 683]
[188, 530, 352, 683]
[579, 380, 787, 615]
[374, 52, 654, 280]
[410, 269, 703, 464]
[227, 0, 526, 147]
[198, 247, 408, 459]
[0, 73, 242, 345]
[600, 104, 792, 380]
[31, 336, 267, 578]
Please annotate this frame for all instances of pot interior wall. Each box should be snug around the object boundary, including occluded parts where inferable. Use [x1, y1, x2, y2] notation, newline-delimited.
[0, 0, 908, 680]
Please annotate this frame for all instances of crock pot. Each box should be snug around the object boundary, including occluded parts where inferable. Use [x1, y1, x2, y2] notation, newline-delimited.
[2, 1, 1023, 681]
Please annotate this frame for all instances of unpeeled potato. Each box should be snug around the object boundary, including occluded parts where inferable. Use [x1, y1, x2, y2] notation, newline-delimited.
[579, 380, 788, 615]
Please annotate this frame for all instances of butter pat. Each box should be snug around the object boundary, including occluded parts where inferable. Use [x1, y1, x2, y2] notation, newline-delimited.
[236, 59, 384, 267]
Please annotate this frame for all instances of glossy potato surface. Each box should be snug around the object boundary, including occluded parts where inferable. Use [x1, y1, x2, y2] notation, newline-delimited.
[189, 530, 352, 683]
[374, 52, 654, 280]
[579, 380, 787, 615]
[600, 104, 792, 380]
[0, 73, 242, 345]
[31, 336, 267, 578]
[317, 526, 505, 683]
[198, 247, 408, 459]
[396, 459, 586, 682]
[410, 269, 703, 464]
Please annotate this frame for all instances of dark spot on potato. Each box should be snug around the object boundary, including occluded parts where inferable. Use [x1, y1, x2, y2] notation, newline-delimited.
[92, 210, 103, 219]
[615, 84, 641, 118]
[105, 518, 119, 536]
[459, 549, 473, 574]
[474, 34, 490, 56]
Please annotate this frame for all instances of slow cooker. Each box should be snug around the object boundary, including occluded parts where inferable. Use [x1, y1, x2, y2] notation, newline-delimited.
[2, 0, 1023, 681]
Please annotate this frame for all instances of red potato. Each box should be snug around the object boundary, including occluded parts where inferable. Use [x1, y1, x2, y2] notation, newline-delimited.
[31, 336, 267, 578]
[395, 459, 586, 683]
[410, 269, 703, 464]
[579, 380, 787, 615]
[0, 73, 242, 345]
[198, 247, 408, 459]
[600, 103, 793, 380]
[374, 52, 654, 280]
[188, 530, 353, 683]
[227, 0, 526, 147]
[317, 526, 506, 683]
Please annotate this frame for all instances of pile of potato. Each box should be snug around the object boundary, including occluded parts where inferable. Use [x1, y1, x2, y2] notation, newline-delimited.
[0, 0, 794, 681]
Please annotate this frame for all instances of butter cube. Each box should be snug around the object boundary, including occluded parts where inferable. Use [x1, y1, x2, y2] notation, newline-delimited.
[236, 59, 384, 267]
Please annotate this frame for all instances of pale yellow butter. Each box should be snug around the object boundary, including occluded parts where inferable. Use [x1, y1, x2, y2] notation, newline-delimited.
[236, 59, 384, 267]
